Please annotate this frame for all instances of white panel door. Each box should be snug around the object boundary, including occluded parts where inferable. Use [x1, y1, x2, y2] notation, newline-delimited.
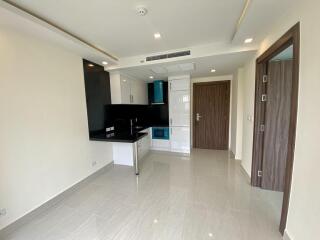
[169, 90, 190, 126]
[170, 127, 190, 153]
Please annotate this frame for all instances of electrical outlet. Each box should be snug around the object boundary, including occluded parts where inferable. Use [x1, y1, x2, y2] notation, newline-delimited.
[0, 208, 7, 217]
[92, 161, 97, 167]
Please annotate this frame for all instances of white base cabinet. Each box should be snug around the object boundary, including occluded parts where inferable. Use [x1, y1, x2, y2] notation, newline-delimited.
[137, 128, 151, 160]
[113, 142, 134, 166]
[170, 127, 190, 153]
[113, 128, 150, 166]
[151, 139, 171, 151]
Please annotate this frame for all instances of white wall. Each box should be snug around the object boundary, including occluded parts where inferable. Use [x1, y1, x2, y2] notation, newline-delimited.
[0, 27, 113, 230]
[240, 58, 256, 175]
[240, 0, 320, 239]
[191, 75, 233, 148]
[230, 69, 244, 160]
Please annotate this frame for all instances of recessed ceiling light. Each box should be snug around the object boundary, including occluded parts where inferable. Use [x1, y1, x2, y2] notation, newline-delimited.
[102, 61, 108, 65]
[136, 6, 148, 16]
[122, 79, 127, 82]
[244, 38, 253, 43]
[88, 64, 94, 67]
[153, 219, 158, 224]
[211, 69, 216, 73]
[149, 76, 154, 79]
[208, 233, 213, 238]
[154, 33, 161, 39]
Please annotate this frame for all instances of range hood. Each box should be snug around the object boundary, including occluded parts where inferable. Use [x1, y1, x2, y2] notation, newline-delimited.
[152, 80, 164, 104]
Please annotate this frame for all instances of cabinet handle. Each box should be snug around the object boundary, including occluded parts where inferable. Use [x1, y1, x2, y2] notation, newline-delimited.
[170, 118, 172, 125]
[171, 128, 172, 135]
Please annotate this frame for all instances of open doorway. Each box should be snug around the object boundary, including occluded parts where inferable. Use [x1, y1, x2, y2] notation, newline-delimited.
[251, 23, 300, 235]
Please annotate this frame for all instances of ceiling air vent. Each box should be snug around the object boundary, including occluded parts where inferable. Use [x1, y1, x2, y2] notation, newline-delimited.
[146, 50, 191, 62]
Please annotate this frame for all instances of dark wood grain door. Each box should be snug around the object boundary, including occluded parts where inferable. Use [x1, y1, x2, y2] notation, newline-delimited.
[261, 60, 293, 191]
[193, 81, 230, 150]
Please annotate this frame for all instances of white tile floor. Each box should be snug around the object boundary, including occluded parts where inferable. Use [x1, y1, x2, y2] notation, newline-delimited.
[4, 149, 283, 240]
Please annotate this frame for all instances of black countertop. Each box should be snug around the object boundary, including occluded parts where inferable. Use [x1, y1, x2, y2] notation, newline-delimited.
[90, 124, 150, 143]
[90, 125, 169, 143]
[90, 131, 148, 143]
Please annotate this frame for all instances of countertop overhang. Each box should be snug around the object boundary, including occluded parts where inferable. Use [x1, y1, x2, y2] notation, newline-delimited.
[90, 132, 148, 143]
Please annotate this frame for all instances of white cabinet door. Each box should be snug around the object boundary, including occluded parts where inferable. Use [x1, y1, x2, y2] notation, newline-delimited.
[120, 78, 148, 105]
[169, 78, 190, 91]
[169, 90, 190, 126]
[120, 79, 131, 104]
[170, 127, 190, 153]
[131, 81, 148, 104]
[138, 128, 151, 160]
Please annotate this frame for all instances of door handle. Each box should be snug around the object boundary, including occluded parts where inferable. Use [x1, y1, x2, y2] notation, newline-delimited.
[196, 113, 202, 122]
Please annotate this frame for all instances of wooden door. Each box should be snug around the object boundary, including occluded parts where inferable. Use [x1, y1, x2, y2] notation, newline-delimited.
[193, 81, 230, 150]
[261, 60, 293, 191]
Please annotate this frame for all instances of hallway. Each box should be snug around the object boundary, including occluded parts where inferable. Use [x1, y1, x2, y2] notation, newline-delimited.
[5, 150, 283, 240]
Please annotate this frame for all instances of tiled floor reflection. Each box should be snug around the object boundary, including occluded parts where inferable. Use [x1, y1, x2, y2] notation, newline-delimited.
[4, 149, 283, 240]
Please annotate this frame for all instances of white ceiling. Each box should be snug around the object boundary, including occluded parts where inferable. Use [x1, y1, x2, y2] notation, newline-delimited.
[0, 2, 118, 65]
[2, 0, 297, 75]
[120, 50, 256, 81]
[10, 0, 246, 57]
[232, 0, 299, 44]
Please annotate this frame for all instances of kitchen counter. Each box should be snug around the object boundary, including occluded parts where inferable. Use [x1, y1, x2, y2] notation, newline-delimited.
[89, 124, 169, 143]
[91, 128, 151, 175]
[90, 131, 148, 143]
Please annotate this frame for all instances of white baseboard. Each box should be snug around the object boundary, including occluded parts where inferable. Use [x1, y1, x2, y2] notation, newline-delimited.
[229, 150, 235, 159]
[283, 230, 292, 240]
[240, 163, 251, 184]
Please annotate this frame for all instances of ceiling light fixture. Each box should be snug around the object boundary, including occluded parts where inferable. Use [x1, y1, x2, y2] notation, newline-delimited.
[102, 61, 108, 65]
[88, 64, 94, 67]
[211, 69, 216, 73]
[136, 6, 148, 16]
[149, 76, 154, 79]
[154, 33, 161, 39]
[244, 38, 253, 43]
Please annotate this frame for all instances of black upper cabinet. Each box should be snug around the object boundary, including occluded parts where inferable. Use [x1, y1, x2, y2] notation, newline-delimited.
[148, 83, 154, 104]
[83, 59, 111, 136]
[148, 81, 168, 105]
